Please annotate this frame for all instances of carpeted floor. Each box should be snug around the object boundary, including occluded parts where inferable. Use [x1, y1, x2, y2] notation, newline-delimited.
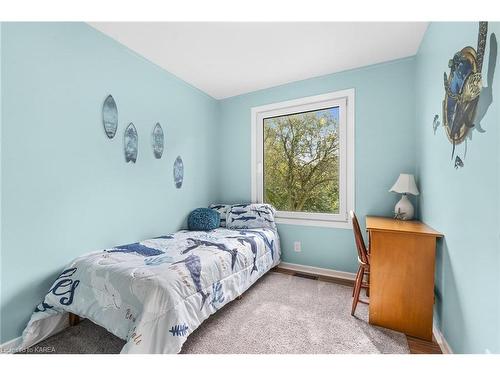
[24, 272, 409, 354]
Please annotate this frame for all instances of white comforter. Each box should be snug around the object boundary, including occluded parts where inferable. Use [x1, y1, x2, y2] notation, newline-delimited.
[19, 228, 280, 353]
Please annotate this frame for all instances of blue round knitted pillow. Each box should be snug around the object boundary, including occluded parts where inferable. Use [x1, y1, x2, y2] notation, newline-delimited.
[188, 208, 220, 231]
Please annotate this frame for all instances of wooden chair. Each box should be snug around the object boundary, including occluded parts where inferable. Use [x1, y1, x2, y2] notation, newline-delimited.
[349, 210, 370, 316]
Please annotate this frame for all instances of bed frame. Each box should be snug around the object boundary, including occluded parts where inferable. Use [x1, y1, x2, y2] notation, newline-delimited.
[69, 312, 80, 326]
[67, 294, 244, 327]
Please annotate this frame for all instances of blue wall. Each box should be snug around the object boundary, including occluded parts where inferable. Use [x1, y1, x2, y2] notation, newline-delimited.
[415, 22, 500, 354]
[217, 58, 417, 273]
[0, 23, 219, 343]
[0, 24, 3, 327]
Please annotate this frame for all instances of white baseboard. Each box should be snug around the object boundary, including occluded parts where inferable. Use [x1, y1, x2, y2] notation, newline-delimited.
[433, 323, 453, 354]
[0, 335, 22, 354]
[277, 261, 356, 281]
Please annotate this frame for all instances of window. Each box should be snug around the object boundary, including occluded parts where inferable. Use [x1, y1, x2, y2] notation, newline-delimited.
[251, 89, 354, 228]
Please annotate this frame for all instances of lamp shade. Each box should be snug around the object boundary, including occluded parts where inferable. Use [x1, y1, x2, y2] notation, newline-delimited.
[389, 173, 420, 196]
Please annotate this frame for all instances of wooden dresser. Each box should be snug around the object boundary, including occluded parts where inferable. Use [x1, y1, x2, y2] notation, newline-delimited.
[366, 216, 443, 340]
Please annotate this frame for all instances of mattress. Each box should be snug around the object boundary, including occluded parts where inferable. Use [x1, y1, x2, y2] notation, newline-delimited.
[19, 227, 280, 353]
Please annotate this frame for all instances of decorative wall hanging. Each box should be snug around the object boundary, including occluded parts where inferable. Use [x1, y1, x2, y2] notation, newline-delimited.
[102, 95, 118, 139]
[438, 22, 493, 169]
[432, 114, 441, 134]
[124, 123, 138, 163]
[152, 123, 164, 159]
[173, 156, 184, 189]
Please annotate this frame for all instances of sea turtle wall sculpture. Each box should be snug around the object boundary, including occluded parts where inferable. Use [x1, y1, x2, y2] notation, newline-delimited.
[441, 22, 489, 168]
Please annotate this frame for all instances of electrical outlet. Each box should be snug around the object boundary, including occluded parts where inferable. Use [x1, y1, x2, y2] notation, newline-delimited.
[294, 241, 301, 252]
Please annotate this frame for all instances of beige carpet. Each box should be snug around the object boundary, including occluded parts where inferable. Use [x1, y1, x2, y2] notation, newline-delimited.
[24, 271, 409, 354]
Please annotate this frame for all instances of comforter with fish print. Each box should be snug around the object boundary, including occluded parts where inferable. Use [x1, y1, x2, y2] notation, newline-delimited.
[19, 228, 280, 354]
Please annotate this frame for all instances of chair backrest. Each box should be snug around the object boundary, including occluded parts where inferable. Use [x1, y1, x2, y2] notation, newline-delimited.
[349, 211, 369, 265]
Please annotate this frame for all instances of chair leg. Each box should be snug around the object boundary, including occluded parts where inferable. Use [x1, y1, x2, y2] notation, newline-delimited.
[352, 265, 362, 297]
[351, 267, 364, 316]
[365, 271, 370, 297]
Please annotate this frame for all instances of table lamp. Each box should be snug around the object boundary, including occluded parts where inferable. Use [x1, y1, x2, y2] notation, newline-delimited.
[389, 173, 419, 220]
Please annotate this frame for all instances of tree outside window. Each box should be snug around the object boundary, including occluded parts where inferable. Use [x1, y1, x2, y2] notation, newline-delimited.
[263, 107, 340, 214]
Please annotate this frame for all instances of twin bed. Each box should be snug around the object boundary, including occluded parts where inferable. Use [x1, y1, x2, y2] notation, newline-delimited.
[19, 218, 280, 354]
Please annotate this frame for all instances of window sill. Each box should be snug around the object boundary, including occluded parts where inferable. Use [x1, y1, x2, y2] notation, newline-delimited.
[275, 216, 352, 229]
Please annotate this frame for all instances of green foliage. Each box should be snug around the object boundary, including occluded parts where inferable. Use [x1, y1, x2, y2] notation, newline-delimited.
[263, 109, 339, 213]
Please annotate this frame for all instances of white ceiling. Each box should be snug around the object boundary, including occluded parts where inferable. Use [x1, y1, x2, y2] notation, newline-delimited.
[90, 22, 428, 100]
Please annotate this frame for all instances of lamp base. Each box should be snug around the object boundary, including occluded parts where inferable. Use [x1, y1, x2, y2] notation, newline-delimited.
[394, 194, 414, 220]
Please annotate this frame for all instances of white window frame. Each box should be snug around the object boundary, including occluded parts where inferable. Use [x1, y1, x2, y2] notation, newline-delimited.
[251, 89, 355, 229]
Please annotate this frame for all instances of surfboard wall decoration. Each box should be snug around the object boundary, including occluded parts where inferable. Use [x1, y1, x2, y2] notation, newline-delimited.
[152, 123, 164, 159]
[101, 95, 171, 167]
[124, 123, 138, 163]
[102, 95, 118, 139]
[173, 156, 184, 188]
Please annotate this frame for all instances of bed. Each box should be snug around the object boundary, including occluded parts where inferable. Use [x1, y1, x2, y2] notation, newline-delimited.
[19, 227, 280, 354]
